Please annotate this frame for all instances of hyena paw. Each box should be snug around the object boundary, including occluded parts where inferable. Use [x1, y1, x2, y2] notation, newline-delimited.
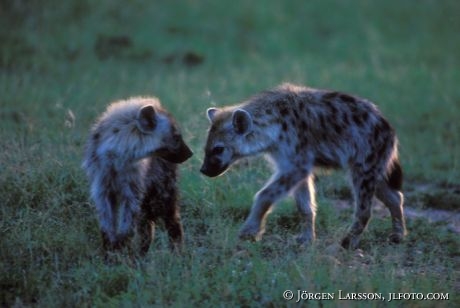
[340, 234, 361, 250]
[239, 223, 263, 241]
[388, 232, 404, 244]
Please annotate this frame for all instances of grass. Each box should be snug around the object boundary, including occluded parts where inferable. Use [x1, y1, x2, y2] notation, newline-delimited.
[1, 0, 459, 306]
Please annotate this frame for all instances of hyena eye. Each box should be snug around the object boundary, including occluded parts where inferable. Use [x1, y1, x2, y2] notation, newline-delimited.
[172, 134, 181, 143]
[211, 146, 224, 155]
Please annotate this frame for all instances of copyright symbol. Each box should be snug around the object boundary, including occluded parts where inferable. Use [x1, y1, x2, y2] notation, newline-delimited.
[283, 290, 294, 301]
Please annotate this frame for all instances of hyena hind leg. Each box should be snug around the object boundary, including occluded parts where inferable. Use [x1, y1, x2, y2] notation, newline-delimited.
[375, 181, 407, 244]
[293, 175, 317, 245]
[341, 170, 376, 249]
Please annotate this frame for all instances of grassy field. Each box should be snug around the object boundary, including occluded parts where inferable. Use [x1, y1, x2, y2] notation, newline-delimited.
[1, 0, 459, 306]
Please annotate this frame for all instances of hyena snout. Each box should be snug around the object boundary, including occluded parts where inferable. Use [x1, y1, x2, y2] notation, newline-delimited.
[157, 137, 193, 164]
[200, 156, 229, 177]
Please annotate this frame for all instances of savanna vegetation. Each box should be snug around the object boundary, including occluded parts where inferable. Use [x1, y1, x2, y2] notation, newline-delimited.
[1, 0, 459, 306]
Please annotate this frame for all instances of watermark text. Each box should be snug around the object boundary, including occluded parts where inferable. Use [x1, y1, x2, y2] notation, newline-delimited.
[282, 290, 449, 303]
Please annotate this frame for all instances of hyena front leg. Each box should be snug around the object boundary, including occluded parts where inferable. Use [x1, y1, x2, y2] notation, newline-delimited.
[293, 175, 317, 245]
[163, 207, 184, 251]
[137, 212, 154, 256]
[376, 181, 407, 243]
[116, 196, 140, 248]
[239, 170, 308, 241]
[341, 168, 377, 249]
[92, 186, 117, 250]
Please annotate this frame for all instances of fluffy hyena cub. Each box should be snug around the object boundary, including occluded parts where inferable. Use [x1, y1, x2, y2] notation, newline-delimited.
[200, 83, 406, 249]
[82, 97, 193, 255]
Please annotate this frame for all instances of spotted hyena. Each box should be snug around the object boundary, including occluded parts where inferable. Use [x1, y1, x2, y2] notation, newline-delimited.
[200, 83, 406, 249]
[82, 97, 193, 255]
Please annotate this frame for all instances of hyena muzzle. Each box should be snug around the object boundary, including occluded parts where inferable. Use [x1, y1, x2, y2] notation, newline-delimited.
[82, 97, 193, 256]
[200, 83, 407, 249]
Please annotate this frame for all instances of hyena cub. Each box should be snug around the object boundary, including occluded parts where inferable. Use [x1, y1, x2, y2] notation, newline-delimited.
[82, 97, 193, 255]
[200, 83, 406, 249]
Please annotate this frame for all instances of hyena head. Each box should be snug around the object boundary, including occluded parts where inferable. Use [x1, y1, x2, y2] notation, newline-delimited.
[135, 104, 193, 163]
[200, 107, 255, 177]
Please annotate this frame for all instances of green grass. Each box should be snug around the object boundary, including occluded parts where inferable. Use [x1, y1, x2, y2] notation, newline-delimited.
[1, 0, 459, 306]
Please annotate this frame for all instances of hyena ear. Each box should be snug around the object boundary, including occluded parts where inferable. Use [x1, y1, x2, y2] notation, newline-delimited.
[206, 108, 219, 123]
[232, 109, 253, 135]
[137, 105, 157, 133]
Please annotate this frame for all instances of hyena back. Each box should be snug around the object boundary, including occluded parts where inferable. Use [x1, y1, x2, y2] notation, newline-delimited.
[200, 83, 406, 249]
[82, 97, 193, 255]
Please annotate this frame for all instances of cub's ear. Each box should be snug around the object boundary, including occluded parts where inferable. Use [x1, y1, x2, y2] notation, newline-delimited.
[232, 109, 252, 135]
[137, 105, 157, 133]
[206, 107, 219, 123]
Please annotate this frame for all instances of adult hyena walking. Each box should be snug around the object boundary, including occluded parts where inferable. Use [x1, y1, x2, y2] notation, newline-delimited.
[200, 83, 406, 249]
[82, 97, 193, 255]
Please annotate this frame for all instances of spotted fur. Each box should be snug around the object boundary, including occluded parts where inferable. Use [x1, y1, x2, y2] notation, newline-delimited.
[82, 97, 192, 255]
[200, 83, 406, 249]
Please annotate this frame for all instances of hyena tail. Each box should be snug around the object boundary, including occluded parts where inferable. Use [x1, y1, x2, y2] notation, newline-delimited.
[386, 159, 403, 191]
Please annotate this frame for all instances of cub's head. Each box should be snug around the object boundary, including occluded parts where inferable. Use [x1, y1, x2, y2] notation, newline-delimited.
[89, 98, 193, 166]
[200, 107, 254, 177]
[135, 103, 193, 163]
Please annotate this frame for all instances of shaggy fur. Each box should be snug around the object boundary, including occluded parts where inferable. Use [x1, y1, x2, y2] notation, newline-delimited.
[82, 97, 192, 255]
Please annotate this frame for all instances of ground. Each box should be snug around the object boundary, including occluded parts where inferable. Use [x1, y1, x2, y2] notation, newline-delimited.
[1, 0, 459, 306]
